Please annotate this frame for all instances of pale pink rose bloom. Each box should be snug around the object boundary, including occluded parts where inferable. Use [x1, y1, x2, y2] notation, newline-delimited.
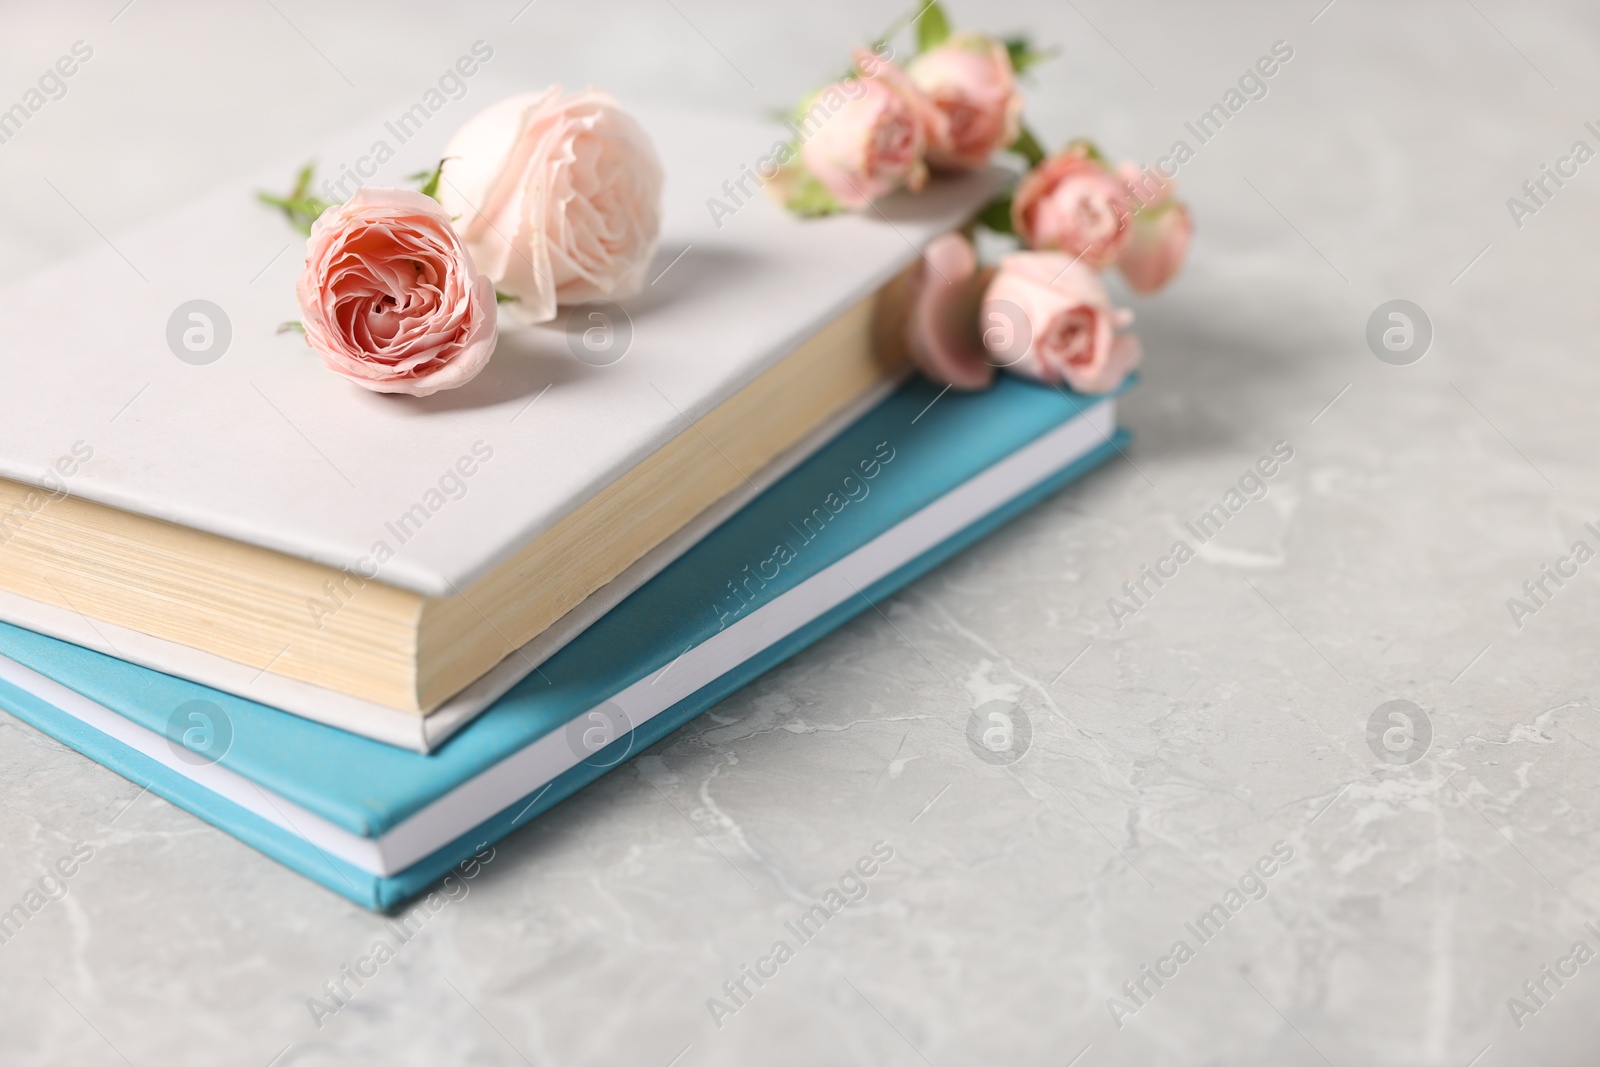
[1115, 162, 1192, 293]
[1118, 201, 1193, 294]
[1117, 161, 1174, 212]
[908, 33, 1023, 170]
[903, 232, 995, 390]
[852, 46, 950, 156]
[801, 51, 935, 209]
[295, 187, 498, 397]
[439, 88, 664, 323]
[1011, 146, 1134, 268]
[982, 252, 1141, 394]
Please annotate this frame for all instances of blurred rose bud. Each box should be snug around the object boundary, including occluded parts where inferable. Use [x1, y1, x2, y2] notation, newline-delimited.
[1115, 163, 1192, 293]
[908, 33, 1023, 170]
[1118, 201, 1192, 293]
[1011, 145, 1133, 268]
[982, 251, 1141, 394]
[898, 231, 996, 390]
[799, 49, 941, 209]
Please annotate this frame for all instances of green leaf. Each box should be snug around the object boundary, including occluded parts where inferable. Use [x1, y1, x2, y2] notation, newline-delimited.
[976, 194, 1016, 235]
[1004, 35, 1058, 75]
[1004, 36, 1028, 71]
[288, 162, 314, 202]
[784, 168, 845, 218]
[276, 320, 305, 335]
[1010, 125, 1048, 169]
[1066, 137, 1108, 166]
[915, 1, 952, 53]
[258, 162, 336, 235]
[872, 1, 937, 54]
[409, 158, 449, 202]
[257, 192, 313, 236]
[495, 290, 520, 304]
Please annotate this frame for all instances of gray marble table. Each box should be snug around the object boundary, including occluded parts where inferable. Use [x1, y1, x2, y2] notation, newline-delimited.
[2, 1, 1598, 1063]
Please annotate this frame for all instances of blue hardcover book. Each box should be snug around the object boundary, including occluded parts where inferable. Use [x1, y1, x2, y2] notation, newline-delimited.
[0, 376, 1128, 910]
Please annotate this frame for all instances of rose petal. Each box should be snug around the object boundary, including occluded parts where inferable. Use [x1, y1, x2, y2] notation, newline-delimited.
[982, 250, 1138, 394]
[438, 89, 662, 322]
[905, 232, 996, 390]
[295, 187, 498, 396]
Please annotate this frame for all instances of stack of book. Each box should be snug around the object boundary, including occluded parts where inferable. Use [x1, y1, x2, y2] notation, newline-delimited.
[0, 104, 1128, 909]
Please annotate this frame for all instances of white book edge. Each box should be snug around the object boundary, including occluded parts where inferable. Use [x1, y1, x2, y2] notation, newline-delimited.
[0, 374, 905, 752]
[0, 401, 1115, 878]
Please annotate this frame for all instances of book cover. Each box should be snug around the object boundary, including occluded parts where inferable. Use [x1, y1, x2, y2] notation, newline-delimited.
[0, 104, 1005, 597]
[0, 375, 1128, 909]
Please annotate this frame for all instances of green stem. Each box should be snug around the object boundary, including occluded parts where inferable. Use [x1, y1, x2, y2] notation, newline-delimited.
[1011, 125, 1048, 169]
[258, 163, 335, 235]
[976, 193, 1016, 236]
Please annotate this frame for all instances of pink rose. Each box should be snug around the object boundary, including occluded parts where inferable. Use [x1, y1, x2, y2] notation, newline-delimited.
[800, 49, 938, 209]
[908, 33, 1023, 170]
[1115, 163, 1192, 293]
[439, 88, 664, 324]
[1119, 161, 1175, 212]
[1011, 146, 1134, 268]
[295, 187, 497, 397]
[982, 252, 1141, 394]
[1117, 201, 1192, 293]
[853, 45, 950, 152]
[901, 231, 996, 390]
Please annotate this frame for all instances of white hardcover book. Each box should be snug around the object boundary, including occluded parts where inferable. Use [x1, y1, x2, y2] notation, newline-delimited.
[0, 93, 1007, 722]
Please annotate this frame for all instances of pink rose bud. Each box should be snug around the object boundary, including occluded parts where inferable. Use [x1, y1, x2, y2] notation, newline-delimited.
[295, 187, 498, 397]
[439, 88, 664, 324]
[982, 251, 1141, 394]
[799, 49, 939, 209]
[908, 32, 1024, 171]
[1011, 145, 1134, 268]
[1117, 202, 1192, 294]
[1118, 162, 1174, 211]
[902, 231, 996, 390]
[854, 44, 952, 161]
[1115, 162, 1192, 293]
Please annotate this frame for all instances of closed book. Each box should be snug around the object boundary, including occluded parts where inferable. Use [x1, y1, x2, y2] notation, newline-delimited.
[0, 375, 1128, 909]
[0, 99, 1006, 724]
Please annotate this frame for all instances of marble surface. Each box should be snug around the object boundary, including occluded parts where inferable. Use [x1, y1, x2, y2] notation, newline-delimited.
[3, 1, 1600, 1063]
